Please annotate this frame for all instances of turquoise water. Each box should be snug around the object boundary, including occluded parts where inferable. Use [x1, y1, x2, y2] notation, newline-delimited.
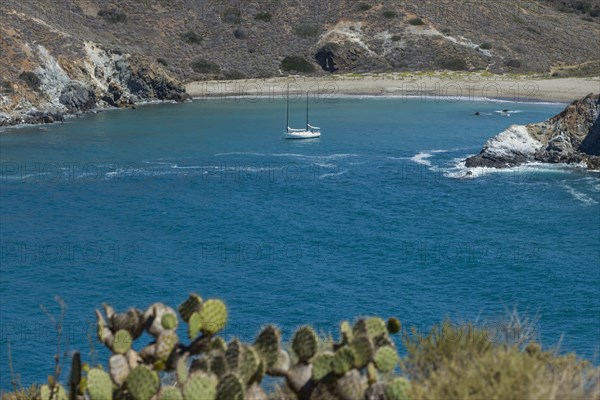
[1, 98, 599, 388]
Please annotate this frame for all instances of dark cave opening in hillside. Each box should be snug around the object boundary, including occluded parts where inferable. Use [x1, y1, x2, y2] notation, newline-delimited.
[315, 47, 338, 73]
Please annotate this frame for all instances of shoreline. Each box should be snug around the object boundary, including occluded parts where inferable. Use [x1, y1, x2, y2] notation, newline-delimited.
[187, 75, 600, 104]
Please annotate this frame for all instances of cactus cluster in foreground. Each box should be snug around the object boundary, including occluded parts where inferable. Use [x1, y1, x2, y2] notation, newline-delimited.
[39, 293, 408, 400]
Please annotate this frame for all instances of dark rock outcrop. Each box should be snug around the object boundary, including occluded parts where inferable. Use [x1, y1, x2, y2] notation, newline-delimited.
[59, 83, 96, 111]
[115, 59, 188, 102]
[466, 94, 600, 170]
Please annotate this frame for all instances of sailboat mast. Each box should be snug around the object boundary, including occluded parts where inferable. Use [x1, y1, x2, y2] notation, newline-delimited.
[286, 85, 289, 131]
[306, 91, 309, 130]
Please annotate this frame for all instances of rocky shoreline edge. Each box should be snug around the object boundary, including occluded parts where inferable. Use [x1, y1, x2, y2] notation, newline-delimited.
[465, 93, 600, 171]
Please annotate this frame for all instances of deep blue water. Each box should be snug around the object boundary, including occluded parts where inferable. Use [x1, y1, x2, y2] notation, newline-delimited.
[1, 97, 599, 389]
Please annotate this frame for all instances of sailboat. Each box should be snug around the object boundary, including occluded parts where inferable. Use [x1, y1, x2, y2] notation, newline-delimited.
[284, 87, 321, 139]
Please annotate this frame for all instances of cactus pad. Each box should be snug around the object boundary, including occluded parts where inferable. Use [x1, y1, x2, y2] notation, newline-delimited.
[292, 326, 318, 362]
[182, 372, 217, 400]
[354, 317, 388, 341]
[178, 293, 203, 323]
[385, 377, 411, 400]
[225, 340, 260, 383]
[189, 300, 227, 338]
[176, 355, 189, 384]
[332, 347, 356, 375]
[109, 354, 130, 387]
[340, 321, 353, 344]
[40, 384, 68, 400]
[112, 329, 132, 354]
[156, 330, 178, 362]
[253, 325, 281, 368]
[312, 352, 335, 382]
[87, 368, 113, 400]
[374, 346, 398, 373]
[161, 313, 178, 330]
[216, 373, 244, 400]
[210, 337, 227, 352]
[350, 334, 374, 368]
[336, 370, 367, 400]
[145, 303, 177, 338]
[126, 366, 160, 400]
[159, 387, 183, 400]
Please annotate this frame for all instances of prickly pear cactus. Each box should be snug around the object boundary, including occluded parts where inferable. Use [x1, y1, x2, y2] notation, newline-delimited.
[350, 334, 374, 368]
[159, 386, 183, 400]
[340, 321, 353, 344]
[176, 355, 189, 384]
[182, 372, 218, 400]
[374, 346, 399, 373]
[385, 377, 411, 400]
[354, 317, 388, 341]
[112, 329, 132, 354]
[312, 351, 335, 382]
[332, 347, 356, 375]
[161, 313, 178, 330]
[292, 326, 318, 363]
[178, 293, 203, 322]
[126, 366, 160, 400]
[156, 330, 178, 362]
[87, 368, 113, 400]
[226, 341, 260, 384]
[336, 369, 367, 400]
[216, 373, 245, 400]
[109, 354, 130, 387]
[40, 384, 67, 400]
[253, 325, 281, 369]
[145, 303, 177, 338]
[189, 299, 228, 337]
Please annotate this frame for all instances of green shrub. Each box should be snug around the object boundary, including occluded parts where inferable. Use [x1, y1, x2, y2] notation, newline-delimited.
[408, 17, 425, 25]
[191, 58, 221, 74]
[223, 7, 241, 24]
[18, 71, 41, 90]
[294, 23, 319, 38]
[590, 8, 600, 17]
[97, 8, 127, 23]
[479, 42, 493, 50]
[224, 71, 246, 80]
[281, 56, 316, 73]
[255, 11, 272, 22]
[156, 58, 168, 67]
[383, 10, 398, 18]
[526, 26, 541, 34]
[439, 57, 467, 71]
[181, 30, 202, 44]
[357, 3, 372, 11]
[391, 34, 403, 42]
[506, 59, 523, 68]
[0, 79, 14, 94]
[404, 321, 596, 400]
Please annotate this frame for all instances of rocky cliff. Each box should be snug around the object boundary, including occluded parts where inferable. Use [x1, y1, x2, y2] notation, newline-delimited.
[1, 0, 599, 126]
[465, 93, 600, 170]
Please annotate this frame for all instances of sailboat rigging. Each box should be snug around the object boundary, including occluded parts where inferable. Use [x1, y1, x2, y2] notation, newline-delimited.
[284, 86, 321, 139]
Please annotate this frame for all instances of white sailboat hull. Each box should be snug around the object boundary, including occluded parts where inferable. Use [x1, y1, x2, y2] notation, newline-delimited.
[284, 129, 321, 139]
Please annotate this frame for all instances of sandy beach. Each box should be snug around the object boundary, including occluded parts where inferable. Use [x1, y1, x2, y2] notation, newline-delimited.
[187, 74, 600, 103]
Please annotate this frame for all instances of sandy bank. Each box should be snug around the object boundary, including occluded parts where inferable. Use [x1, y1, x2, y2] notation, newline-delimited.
[187, 74, 600, 103]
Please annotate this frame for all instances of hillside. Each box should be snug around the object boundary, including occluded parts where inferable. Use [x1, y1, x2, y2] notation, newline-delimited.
[1, 0, 599, 125]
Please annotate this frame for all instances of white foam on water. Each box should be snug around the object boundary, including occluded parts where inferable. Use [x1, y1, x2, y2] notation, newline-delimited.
[319, 170, 348, 179]
[563, 185, 598, 206]
[410, 152, 434, 167]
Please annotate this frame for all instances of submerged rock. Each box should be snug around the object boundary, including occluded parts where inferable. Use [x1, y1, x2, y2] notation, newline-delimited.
[466, 94, 600, 170]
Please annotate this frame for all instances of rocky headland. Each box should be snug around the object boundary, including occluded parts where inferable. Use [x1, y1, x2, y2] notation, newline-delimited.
[465, 93, 600, 170]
